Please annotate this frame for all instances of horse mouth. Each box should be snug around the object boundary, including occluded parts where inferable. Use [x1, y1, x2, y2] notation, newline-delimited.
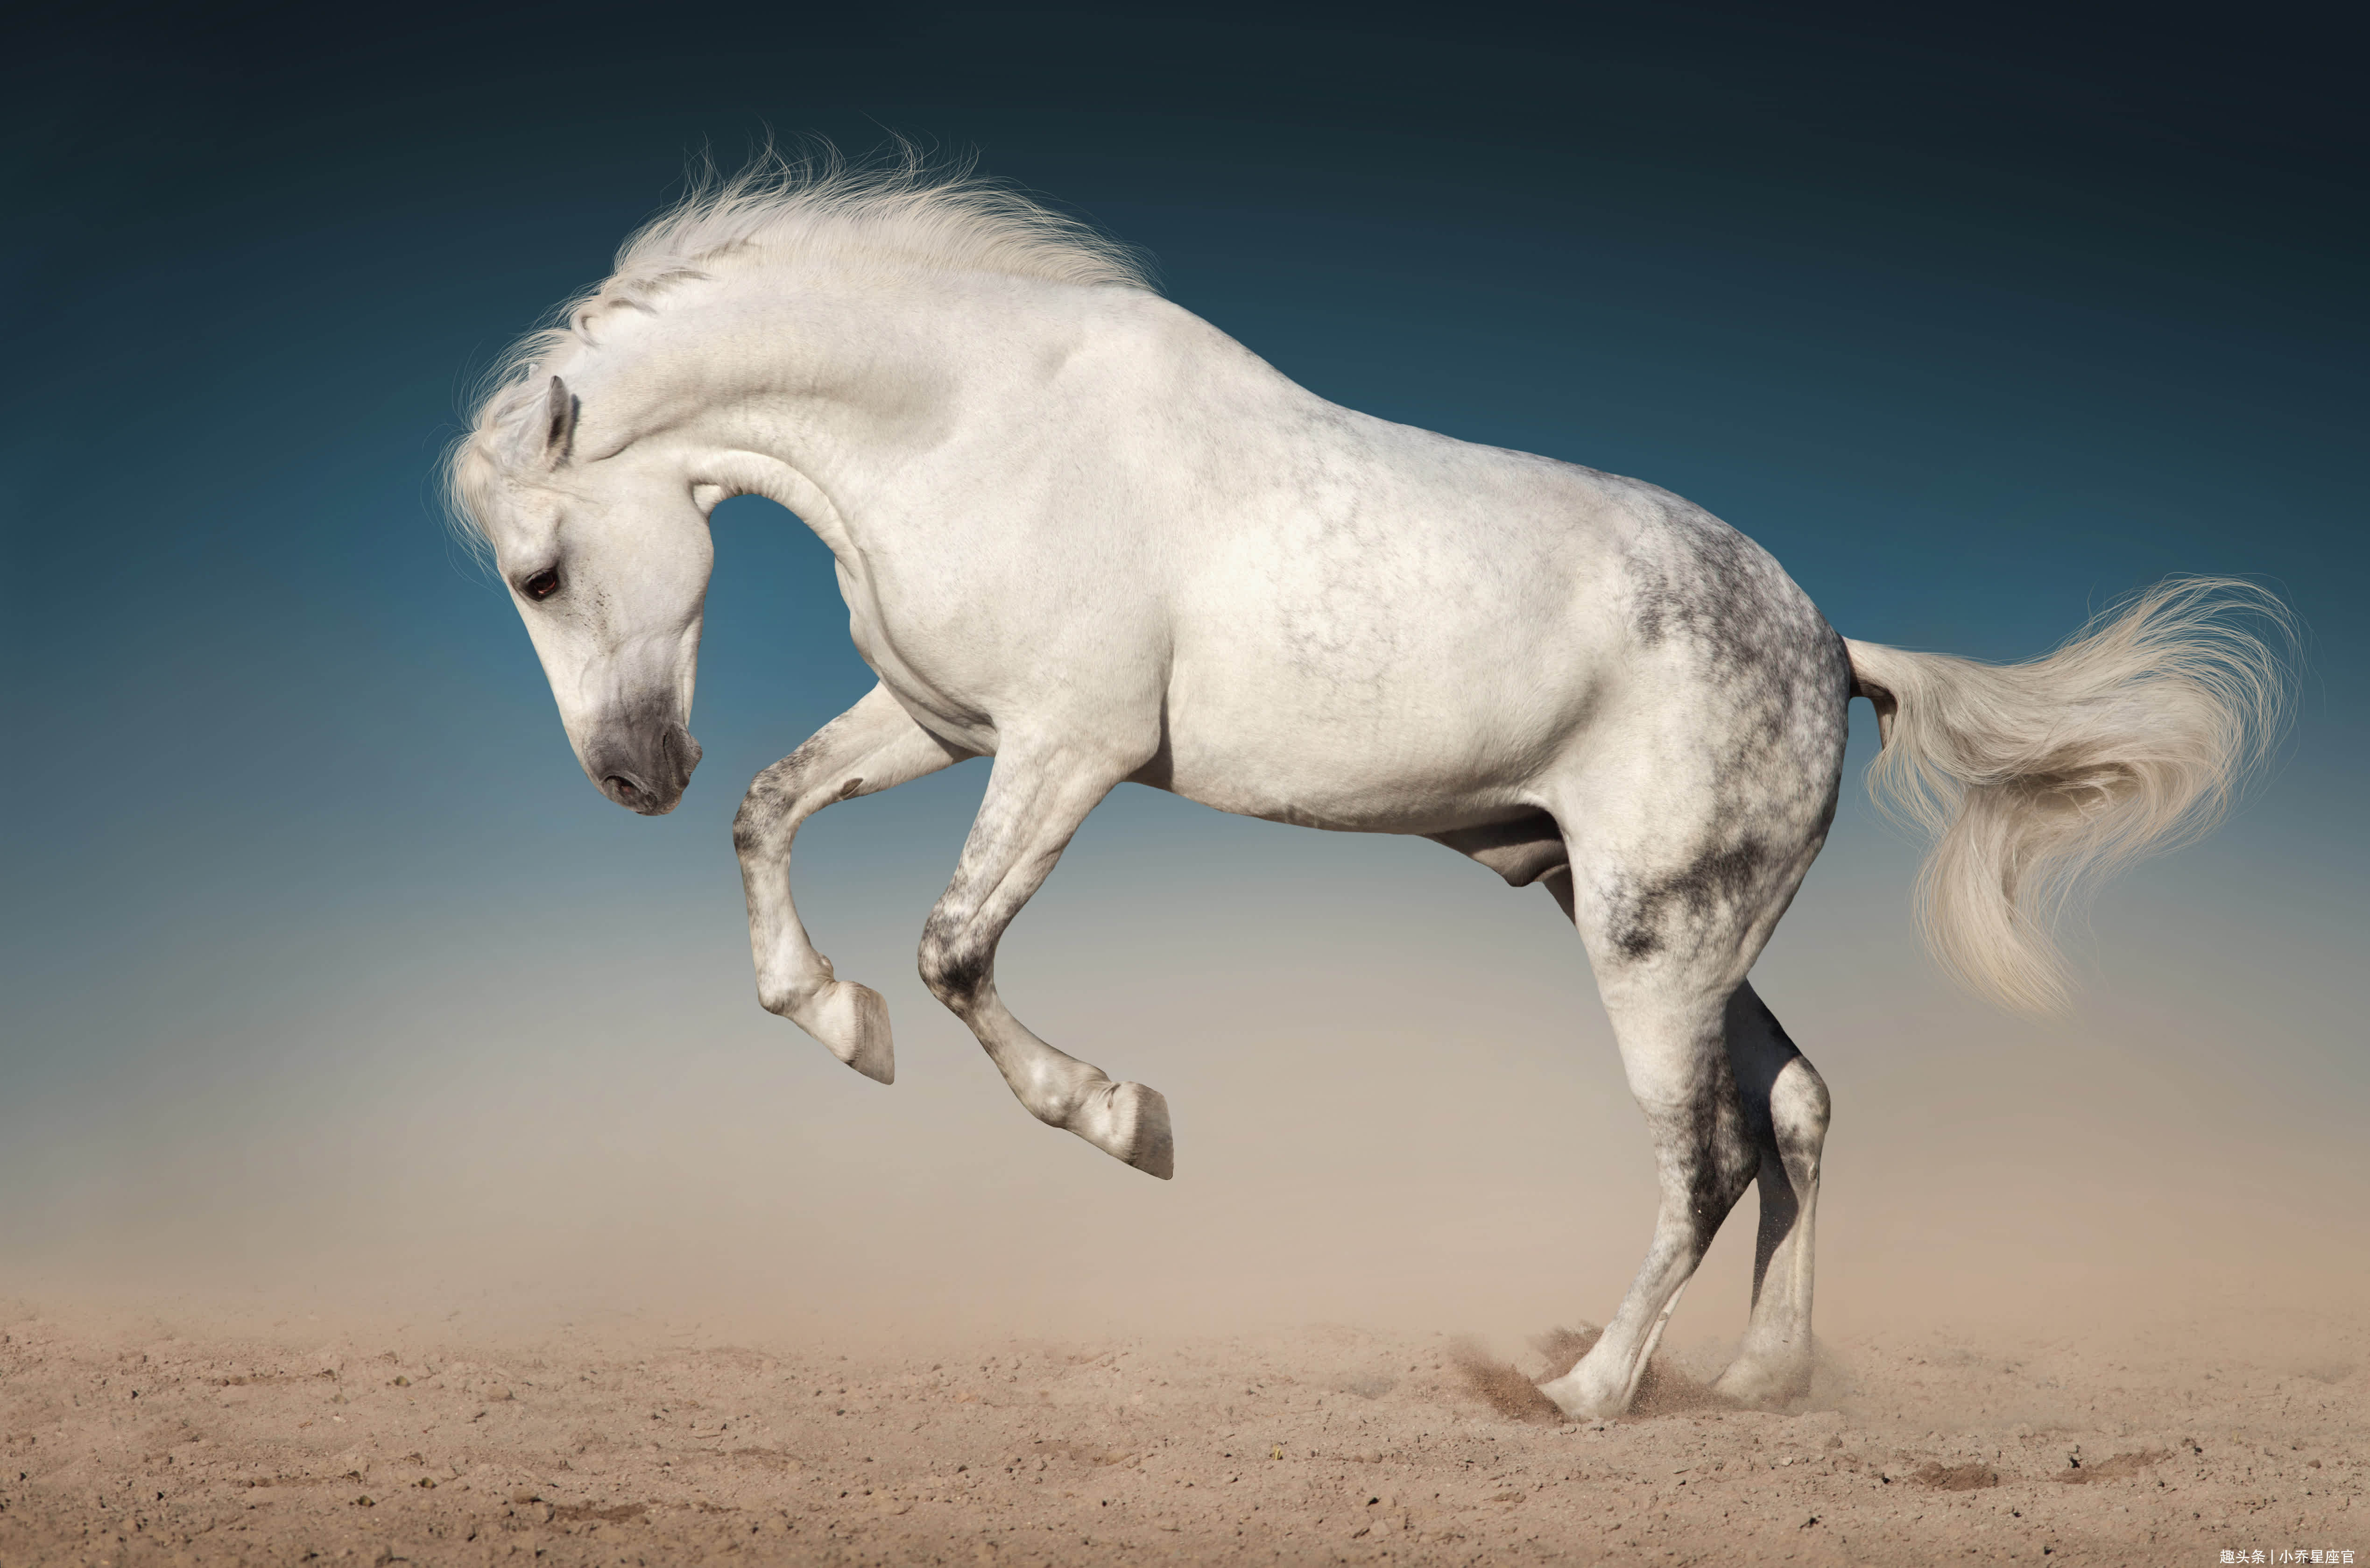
[591, 720, 702, 815]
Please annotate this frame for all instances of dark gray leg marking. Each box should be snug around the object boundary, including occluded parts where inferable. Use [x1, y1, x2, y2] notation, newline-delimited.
[1603, 835, 1773, 963]
[917, 903, 995, 1016]
[1669, 1041, 1763, 1255]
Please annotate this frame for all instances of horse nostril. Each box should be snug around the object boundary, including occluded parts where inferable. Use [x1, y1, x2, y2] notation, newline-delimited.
[663, 722, 703, 784]
[604, 775, 644, 807]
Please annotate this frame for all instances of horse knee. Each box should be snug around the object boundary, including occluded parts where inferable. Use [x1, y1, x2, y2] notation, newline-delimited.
[916, 918, 990, 1013]
[730, 793, 777, 857]
[732, 761, 808, 856]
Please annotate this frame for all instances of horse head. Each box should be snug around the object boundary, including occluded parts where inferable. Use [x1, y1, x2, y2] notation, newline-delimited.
[461, 374, 713, 815]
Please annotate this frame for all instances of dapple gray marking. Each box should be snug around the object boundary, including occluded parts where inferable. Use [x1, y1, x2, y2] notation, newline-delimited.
[450, 155, 2292, 1418]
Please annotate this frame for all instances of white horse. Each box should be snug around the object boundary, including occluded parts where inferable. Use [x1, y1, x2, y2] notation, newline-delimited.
[448, 156, 2288, 1419]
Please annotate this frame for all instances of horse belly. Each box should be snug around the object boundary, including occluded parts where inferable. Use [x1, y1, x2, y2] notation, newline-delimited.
[1155, 639, 1603, 833]
[1154, 503, 1630, 830]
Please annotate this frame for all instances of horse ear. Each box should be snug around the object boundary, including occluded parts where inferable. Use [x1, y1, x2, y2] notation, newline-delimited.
[543, 375, 578, 465]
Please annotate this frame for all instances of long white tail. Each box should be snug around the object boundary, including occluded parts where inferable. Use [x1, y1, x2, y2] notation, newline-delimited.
[1845, 578, 2294, 1015]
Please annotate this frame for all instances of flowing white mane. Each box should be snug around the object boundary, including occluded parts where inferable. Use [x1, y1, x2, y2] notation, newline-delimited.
[445, 149, 1154, 555]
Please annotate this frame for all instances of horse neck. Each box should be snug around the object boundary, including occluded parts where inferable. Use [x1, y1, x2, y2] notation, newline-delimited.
[662, 268, 1117, 515]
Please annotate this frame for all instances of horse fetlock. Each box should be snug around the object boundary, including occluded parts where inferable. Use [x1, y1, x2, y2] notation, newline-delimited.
[787, 978, 895, 1085]
[754, 956, 834, 1018]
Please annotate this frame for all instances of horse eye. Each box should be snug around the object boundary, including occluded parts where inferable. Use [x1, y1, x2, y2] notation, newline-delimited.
[521, 567, 561, 601]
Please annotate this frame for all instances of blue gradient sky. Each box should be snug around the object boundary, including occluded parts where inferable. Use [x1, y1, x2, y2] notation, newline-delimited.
[3, 4, 2362, 1338]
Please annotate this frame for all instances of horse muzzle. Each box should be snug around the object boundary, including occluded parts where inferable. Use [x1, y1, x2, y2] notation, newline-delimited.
[584, 717, 702, 816]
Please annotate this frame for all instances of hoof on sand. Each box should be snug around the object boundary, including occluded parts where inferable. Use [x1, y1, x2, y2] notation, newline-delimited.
[1710, 1357, 1812, 1409]
[1536, 1369, 1624, 1422]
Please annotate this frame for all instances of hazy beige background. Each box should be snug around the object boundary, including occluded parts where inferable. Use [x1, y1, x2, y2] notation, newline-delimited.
[7, 759, 2361, 1357]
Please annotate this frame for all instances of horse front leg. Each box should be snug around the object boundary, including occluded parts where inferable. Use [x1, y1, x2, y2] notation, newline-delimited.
[733, 683, 970, 1083]
[918, 745, 1174, 1178]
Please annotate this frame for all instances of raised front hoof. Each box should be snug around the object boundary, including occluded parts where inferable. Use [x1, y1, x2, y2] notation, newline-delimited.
[1710, 1355, 1813, 1410]
[793, 980, 896, 1085]
[1066, 1081, 1174, 1180]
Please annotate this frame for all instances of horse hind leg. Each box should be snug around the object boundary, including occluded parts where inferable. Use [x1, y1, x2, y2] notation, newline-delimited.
[1533, 927, 1763, 1419]
[1533, 779, 1832, 1417]
[1711, 981, 1830, 1406]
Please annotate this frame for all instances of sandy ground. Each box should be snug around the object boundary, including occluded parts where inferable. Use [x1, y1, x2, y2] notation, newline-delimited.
[1, 1302, 2362, 1568]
